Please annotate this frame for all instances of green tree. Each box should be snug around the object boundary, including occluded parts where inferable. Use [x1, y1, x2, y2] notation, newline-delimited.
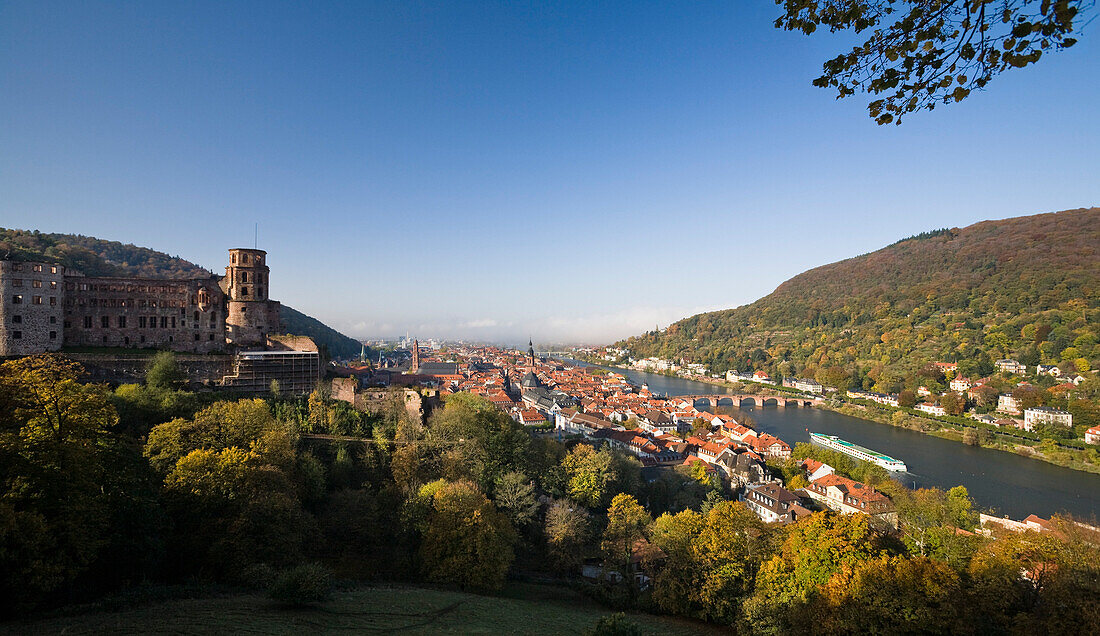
[776, 0, 1089, 124]
[562, 445, 618, 509]
[493, 471, 539, 529]
[145, 351, 184, 390]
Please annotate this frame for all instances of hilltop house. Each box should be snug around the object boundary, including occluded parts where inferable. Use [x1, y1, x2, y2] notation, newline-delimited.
[740, 483, 812, 524]
[949, 376, 972, 392]
[805, 474, 897, 528]
[995, 359, 1027, 375]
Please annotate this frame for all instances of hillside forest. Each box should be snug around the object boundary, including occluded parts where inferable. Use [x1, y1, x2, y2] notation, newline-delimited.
[620, 209, 1099, 395]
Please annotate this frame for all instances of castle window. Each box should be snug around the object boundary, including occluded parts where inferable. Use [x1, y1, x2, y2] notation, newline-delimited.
[257, 287, 263, 297]
[33, 280, 42, 288]
[101, 316, 110, 328]
[194, 334, 200, 341]
[160, 317, 168, 328]
[50, 331, 56, 339]
[118, 316, 127, 328]
[32, 265, 42, 272]
[194, 311, 199, 321]
[12, 264, 22, 272]
[12, 331, 20, 339]
[79, 283, 87, 291]
[139, 317, 146, 328]
[33, 296, 42, 305]
[209, 334, 214, 340]
[84, 316, 92, 328]
[171, 317, 176, 328]
[241, 272, 248, 283]
[12, 315, 21, 323]
[241, 287, 249, 297]
[12, 279, 21, 287]
[140, 335, 145, 343]
[51, 266, 57, 274]
[50, 281, 57, 289]
[50, 297, 56, 306]
[49, 316, 56, 324]
[12, 295, 21, 304]
[124, 337, 129, 345]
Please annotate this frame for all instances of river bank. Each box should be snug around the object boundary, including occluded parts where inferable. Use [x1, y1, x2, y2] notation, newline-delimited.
[558, 357, 1100, 518]
[568, 356, 1100, 476]
[821, 401, 1100, 476]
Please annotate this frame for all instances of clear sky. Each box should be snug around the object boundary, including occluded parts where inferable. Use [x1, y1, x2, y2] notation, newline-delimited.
[2, 1, 1098, 345]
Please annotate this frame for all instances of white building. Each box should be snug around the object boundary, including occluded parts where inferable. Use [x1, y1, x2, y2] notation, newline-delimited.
[1023, 407, 1072, 429]
[997, 394, 1021, 416]
[916, 402, 946, 417]
[995, 359, 1027, 375]
[949, 376, 972, 392]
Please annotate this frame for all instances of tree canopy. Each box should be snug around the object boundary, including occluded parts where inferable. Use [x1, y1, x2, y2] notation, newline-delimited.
[775, 0, 1090, 124]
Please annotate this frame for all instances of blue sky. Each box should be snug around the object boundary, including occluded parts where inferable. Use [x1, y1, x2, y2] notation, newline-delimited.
[2, 1, 1098, 344]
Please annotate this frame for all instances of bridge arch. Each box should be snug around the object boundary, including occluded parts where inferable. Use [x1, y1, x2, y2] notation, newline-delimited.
[738, 397, 757, 408]
[760, 397, 779, 407]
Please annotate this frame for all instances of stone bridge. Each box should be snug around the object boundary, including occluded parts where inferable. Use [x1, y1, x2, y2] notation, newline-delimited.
[678, 393, 825, 410]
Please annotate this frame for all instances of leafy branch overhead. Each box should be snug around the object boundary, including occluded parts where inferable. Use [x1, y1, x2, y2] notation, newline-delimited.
[775, 0, 1091, 124]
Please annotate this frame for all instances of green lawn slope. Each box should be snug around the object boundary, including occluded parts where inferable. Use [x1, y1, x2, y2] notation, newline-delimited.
[10, 584, 721, 635]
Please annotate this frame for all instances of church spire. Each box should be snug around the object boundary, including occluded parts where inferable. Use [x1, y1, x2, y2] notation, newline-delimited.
[528, 338, 535, 365]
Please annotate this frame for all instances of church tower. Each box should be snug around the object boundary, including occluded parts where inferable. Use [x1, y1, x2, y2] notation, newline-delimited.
[224, 248, 281, 347]
[528, 338, 535, 366]
[411, 339, 421, 373]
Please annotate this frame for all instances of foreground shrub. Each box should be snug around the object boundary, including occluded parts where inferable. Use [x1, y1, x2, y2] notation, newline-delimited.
[268, 563, 332, 606]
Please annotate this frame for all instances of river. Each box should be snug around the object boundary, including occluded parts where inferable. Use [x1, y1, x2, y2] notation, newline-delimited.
[562, 359, 1100, 520]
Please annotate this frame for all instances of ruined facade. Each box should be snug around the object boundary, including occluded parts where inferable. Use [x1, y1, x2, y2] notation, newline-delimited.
[1, 248, 282, 357]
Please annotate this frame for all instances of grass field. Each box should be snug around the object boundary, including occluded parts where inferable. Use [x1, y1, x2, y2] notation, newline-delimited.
[10, 583, 725, 635]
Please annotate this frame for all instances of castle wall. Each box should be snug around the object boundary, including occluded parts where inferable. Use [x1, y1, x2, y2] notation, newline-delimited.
[1, 248, 284, 357]
[66, 352, 237, 385]
[63, 276, 228, 353]
[0, 261, 65, 356]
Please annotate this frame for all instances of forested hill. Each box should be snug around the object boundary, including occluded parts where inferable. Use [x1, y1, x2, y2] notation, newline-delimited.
[618, 208, 1100, 390]
[0, 228, 366, 360]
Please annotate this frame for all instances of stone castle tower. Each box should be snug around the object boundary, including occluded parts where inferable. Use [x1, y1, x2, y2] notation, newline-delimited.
[224, 248, 281, 347]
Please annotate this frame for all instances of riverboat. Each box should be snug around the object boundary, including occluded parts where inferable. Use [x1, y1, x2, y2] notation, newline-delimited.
[810, 432, 907, 472]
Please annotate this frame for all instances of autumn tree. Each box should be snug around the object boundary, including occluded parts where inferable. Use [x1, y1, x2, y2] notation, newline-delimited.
[940, 391, 965, 416]
[601, 494, 652, 582]
[544, 498, 592, 575]
[822, 555, 963, 633]
[0, 356, 119, 613]
[744, 512, 886, 633]
[419, 480, 516, 591]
